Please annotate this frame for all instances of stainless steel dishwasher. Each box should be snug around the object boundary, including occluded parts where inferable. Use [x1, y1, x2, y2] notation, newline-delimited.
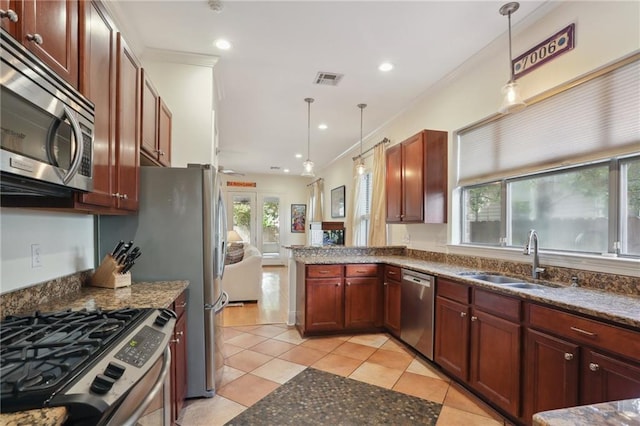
[400, 269, 435, 360]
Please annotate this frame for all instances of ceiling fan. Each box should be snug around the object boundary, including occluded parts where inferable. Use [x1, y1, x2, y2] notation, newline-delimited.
[218, 166, 245, 177]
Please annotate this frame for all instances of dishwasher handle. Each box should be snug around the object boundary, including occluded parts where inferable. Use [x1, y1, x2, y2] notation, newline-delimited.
[402, 272, 433, 287]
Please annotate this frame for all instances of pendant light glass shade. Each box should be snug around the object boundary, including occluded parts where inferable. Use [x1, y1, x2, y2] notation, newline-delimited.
[301, 98, 315, 177]
[498, 2, 526, 114]
[356, 103, 367, 175]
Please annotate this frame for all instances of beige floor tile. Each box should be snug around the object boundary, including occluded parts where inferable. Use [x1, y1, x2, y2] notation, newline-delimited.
[380, 338, 413, 354]
[250, 339, 297, 357]
[348, 333, 389, 348]
[367, 348, 414, 371]
[225, 349, 273, 372]
[223, 343, 245, 358]
[444, 384, 503, 420]
[436, 406, 503, 426]
[301, 336, 345, 352]
[332, 341, 377, 361]
[219, 365, 246, 388]
[248, 324, 290, 338]
[179, 395, 246, 426]
[311, 354, 363, 377]
[349, 361, 403, 389]
[406, 358, 451, 382]
[273, 328, 307, 345]
[251, 358, 306, 384]
[392, 371, 450, 403]
[225, 332, 268, 349]
[216, 373, 280, 407]
[278, 345, 327, 366]
[231, 325, 260, 333]
[222, 328, 246, 341]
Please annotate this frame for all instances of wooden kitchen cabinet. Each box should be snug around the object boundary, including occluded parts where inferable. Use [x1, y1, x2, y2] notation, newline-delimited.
[75, 2, 139, 213]
[385, 129, 448, 224]
[383, 265, 401, 337]
[0, 0, 18, 34]
[297, 264, 382, 336]
[141, 71, 172, 167]
[344, 264, 382, 330]
[434, 279, 522, 417]
[171, 291, 188, 423]
[5, 0, 80, 88]
[523, 302, 640, 423]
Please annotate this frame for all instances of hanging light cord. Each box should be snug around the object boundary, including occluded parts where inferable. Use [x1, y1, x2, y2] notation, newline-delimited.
[358, 103, 366, 160]
[507, 10, 514, 82]
[306, 98, 311, 161]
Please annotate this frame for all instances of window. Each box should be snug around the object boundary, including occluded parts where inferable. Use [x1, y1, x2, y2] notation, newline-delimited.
[461, 157, 638, 257]
[354, 172, 373, 246]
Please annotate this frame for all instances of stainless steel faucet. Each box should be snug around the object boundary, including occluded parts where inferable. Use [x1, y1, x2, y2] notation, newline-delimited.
[523, 229, 545, 279]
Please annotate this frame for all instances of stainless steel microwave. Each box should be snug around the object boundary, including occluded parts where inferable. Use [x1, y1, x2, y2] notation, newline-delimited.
[0, 29, 94, 197]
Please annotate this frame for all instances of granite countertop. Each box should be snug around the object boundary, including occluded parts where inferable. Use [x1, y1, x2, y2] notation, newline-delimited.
[533, 398, 640, 425]
[0, 280, 189, 426]
[295, 254, 640, 329]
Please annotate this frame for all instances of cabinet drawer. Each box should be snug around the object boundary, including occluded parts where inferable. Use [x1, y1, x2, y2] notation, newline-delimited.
[173, 291, 187, 318]
[437, 278, 470, 304]
[345, 264, 378, 277]
[307, 265, 343, 278]
[473, 289, 521, 322]
[384, 265, 401, 281]
[527, 303, 640, 362]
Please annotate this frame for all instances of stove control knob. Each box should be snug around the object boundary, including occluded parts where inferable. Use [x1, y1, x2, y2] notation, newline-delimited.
[154, 314, 169, 327]
[104, 362, 126, 379]
[90, 374, 116, 395]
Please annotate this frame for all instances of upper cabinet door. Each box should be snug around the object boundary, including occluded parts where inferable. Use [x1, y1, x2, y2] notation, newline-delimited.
[158, 98, 172, 167]
[385, 144, 403, 223]
[401, 133, 425, 222]
[21, 0, 79, 87]
[140, 70, 159, 159]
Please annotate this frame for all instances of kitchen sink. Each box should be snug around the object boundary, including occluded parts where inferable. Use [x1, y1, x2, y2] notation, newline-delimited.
[461, 274, 526, 284]
[502, 282, 549, 290]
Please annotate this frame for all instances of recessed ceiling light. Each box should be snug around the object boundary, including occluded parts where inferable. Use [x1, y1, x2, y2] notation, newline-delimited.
[379, 62, 394, 72]
[215, 39, 231, 50]
[318, 123, 328, 130]
[283, 168, 290, 173]
[295, 153, 303, 159]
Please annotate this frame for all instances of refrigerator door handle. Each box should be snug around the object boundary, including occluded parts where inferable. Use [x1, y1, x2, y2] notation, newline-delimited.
[204, 291, 229, 312]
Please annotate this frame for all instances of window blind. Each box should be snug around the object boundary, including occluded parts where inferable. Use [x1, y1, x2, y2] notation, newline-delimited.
[458, 57, 640, 186]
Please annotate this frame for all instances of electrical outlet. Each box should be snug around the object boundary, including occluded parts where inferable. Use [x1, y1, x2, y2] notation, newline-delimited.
[31, 244, 42, 268]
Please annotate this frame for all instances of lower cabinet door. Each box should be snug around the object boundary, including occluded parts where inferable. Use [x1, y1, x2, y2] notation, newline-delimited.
[383, 279, 401, 336]
[171, 313, 187, 422]
[434, 296, 470, 381]
[581, 350, 640, 405]
[306, 278, 344, 331]
[470, 309, 521, 417]
[344, 276, 380, 329]
[523, 329, 579, 422]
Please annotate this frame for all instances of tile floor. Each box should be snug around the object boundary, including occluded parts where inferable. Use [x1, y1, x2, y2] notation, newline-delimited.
[177, 325, 510, 426]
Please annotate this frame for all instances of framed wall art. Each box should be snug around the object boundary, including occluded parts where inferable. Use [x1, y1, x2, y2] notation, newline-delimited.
[331, 185, 345, 218]
[291, 204, 306, 233]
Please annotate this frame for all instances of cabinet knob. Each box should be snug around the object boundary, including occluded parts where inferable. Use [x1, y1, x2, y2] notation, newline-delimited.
[589, 363, 600, 372]
[470, 316, 478, 322]
[159, 150, 166, 156]
[175, 331, 184, 337]
[383, 282, 388, 286]
[112, 192, 121, 198]
[335, 282, 340, 287]
[564, 353, 574, 361]
[346, 282, 351, 286]
[0, 9, 18, 22]
[120, 193, 128, 200]
[460, 312, 467, 318]
[170, 337, 181, 344]
[26, 33, 43, 45]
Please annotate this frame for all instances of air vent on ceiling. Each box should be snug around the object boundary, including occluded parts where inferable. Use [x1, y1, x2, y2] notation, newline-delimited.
[270, 166, 281, 170]
[314, 72, 344, 86]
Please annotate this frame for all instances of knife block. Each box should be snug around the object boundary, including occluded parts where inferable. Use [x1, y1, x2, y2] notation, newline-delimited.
[90, 255, 132, 289]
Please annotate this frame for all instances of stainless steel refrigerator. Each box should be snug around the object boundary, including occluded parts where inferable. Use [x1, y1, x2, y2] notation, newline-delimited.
[97, 164, 228, 398]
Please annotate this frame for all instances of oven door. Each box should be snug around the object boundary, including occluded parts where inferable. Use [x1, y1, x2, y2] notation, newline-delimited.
[101, 347, 171, 426]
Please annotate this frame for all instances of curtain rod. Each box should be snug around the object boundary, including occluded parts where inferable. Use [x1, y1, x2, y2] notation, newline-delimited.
[306, 177, 324, 187]
[352, 137, 390, 161]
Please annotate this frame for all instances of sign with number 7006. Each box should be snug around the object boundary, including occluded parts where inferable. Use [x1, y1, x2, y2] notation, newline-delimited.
[513, 24, 575, 79]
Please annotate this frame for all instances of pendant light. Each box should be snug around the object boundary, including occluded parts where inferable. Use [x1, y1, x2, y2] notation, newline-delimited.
[301, 97, 315, 177]
[498, 2, 526, 114]
[356, 103, 367, 175]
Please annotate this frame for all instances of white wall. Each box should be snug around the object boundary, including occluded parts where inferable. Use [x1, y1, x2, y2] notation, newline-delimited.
[141, 50, 218, 168]
[318, 2, 640, 274]
[0, 209, 95, 292]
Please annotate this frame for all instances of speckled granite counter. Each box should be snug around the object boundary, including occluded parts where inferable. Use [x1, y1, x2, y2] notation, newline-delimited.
[295, 254, 640, 329]
[533, 398, 640, 425]
[0, 279, 189, 425]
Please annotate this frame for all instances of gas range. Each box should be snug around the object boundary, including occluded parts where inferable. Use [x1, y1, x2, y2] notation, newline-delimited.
[0, 307, 176, 425]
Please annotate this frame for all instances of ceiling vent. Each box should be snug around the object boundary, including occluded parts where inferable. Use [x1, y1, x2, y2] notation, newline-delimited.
[314, 72, 344, 86]
[270, 166, 281, 170]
